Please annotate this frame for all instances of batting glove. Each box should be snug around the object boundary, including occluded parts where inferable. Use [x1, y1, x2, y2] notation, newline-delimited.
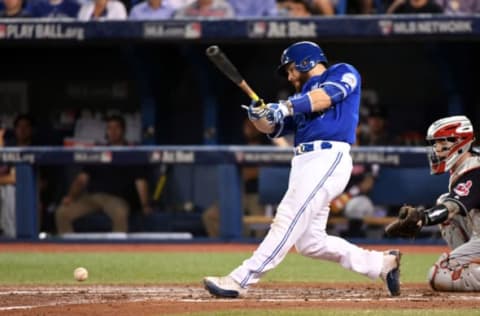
[241, 99, 269, 121]
[266, 101, 292, 125]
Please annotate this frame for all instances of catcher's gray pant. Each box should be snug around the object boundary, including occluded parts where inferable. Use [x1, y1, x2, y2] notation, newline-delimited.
[429, 214, 480, 291]
[0, 185, 16, 238]
[440, 214, 471, 250]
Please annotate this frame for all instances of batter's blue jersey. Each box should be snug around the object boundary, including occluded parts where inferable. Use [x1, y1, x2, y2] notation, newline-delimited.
[272, 63, 361, 146]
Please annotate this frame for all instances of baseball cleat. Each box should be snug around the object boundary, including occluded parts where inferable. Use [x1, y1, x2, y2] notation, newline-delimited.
[380, 249, 401, 296]
[203, 276, 247, 298]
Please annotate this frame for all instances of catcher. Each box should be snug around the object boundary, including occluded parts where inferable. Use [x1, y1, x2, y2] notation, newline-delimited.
[386, 115, 480, 291]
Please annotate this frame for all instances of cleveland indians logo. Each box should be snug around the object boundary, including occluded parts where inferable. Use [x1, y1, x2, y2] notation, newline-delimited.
[453, 180, 472, 197]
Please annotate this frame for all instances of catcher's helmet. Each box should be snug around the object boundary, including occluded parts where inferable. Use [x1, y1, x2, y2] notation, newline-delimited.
[426, 115, 475, 174]
[277, 41, 328, 76]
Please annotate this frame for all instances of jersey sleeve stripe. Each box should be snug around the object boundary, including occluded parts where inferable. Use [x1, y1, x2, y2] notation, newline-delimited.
[320, 81, 347, 98]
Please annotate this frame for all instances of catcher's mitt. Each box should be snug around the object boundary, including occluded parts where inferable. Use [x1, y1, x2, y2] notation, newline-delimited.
[385, 205, 425, 238]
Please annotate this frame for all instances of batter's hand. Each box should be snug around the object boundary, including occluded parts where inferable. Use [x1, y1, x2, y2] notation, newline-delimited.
[265, 101, 291, 125]
[241, 99, 269, 121]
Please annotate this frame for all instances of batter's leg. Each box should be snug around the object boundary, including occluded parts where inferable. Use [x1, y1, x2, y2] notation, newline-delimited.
[228, 151, 348, 288]
[295, 203, 383, 279]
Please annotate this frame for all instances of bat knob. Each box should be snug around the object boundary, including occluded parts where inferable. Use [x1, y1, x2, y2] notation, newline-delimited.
[206, 45, 220, 56]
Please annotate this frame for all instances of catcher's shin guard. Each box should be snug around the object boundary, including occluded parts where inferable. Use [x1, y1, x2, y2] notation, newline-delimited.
[428, 254, 480, 291]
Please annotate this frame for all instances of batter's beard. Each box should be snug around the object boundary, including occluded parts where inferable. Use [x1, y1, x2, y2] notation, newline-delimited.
[293, 73, 309, 92]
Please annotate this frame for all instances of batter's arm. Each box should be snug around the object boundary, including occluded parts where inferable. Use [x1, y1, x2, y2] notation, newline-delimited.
[307, 89, 333, 112]
[284, 87, 336, 114]
[250, 118, 275, 134]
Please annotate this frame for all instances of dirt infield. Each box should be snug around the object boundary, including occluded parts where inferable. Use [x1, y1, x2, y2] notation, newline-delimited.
[1, 243, 472, 315]
[1, 283, 480, 316]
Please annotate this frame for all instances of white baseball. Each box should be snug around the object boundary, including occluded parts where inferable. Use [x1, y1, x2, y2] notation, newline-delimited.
[74, 267, 88, 281]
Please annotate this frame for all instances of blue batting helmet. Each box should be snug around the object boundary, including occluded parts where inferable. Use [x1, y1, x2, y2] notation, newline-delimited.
[277, 41, 328, 76]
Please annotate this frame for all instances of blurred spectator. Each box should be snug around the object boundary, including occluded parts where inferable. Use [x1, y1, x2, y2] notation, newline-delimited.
[345, 0, 379, 14]
[0, 126, 16, 238]
[308, 0, 335, 15]
[0, 125, 4, 146]
[129, 0, 174, 20]
[5, 114, 38, 146]
[202, 119, 270, 238]
[356, 106, 393, 146]
[397, 130, 425, 146]
[165, 0, 194, 9]
[278, 0, 312, 16]
[435, 0, 480, 14]
[55, 115, 151, 234]
[0, 0, 31, 17]
[29, 0, 80, 18]
[0, 114, 39, 238]
[227, 0, 277, 17]
[331, 162, 380, 238]
[174, 0, 234, 18]
[77, 0, 127, 20]
[387, 0, 443, 13]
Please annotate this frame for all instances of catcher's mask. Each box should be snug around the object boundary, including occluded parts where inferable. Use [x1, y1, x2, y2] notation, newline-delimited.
[426, 115, 475, 175]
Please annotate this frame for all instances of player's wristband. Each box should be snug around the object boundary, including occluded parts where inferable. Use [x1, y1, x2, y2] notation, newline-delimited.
[290, 94, 312, 114]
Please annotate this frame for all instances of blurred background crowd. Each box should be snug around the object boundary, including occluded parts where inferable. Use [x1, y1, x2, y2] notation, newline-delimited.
[0, 0, 479, 20]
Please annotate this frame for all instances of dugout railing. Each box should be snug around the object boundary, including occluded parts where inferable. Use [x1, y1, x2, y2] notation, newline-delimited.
[0, 145, 449, 241]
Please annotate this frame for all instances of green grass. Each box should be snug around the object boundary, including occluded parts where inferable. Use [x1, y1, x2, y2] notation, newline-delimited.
[0, 252, 438, 284]
[180, 310, 480, 316]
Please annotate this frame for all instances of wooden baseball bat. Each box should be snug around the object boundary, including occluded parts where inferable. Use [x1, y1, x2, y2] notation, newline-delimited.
[206, 45, 263, 105]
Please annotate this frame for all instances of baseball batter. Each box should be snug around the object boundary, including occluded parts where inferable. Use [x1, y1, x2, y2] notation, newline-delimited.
[204, 41, 401, 298]
[386, 115, 480, 291]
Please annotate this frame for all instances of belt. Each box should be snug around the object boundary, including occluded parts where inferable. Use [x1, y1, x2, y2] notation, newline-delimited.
[295, 141, 332, 155]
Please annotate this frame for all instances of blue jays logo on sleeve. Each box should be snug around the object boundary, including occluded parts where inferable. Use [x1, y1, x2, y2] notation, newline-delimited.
[453, 180, 472, 197]
[341, 73, 357, 90]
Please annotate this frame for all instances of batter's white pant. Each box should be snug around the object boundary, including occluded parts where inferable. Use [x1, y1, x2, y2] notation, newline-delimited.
[230, 141, 384, 288]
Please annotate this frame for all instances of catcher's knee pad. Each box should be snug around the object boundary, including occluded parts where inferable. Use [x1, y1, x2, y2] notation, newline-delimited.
[440, 215, 470, 250]
[428, 253, 480, 291]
